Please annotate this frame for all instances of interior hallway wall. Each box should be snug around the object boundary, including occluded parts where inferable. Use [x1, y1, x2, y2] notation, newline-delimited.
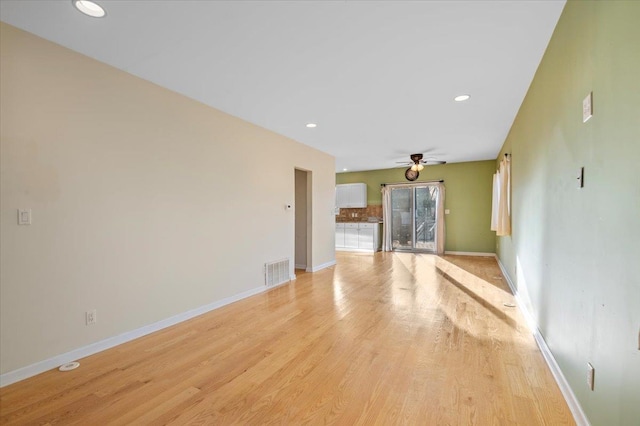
[496, 1, 640, 424]
[0, 23, 336, 377]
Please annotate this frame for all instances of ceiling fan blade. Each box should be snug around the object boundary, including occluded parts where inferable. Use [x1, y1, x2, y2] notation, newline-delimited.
[396, 153, 445, 167]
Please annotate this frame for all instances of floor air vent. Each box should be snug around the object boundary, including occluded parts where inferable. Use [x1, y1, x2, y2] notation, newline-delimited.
[265, 258, 290, 287]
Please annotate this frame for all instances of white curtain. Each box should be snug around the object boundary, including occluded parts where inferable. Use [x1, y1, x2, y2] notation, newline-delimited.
[491, 173, 499, 231]
[434, 182, 446, 255]
[491, 156, 511, 236]
[381, 185, 393, 251]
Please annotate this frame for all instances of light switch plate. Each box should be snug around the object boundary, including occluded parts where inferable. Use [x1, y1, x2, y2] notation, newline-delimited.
[583, 92, 593, 123]
[18, 209, 32, 225]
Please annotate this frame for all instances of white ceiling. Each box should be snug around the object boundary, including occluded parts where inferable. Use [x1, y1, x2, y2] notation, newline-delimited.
[0, 0, 565, 172]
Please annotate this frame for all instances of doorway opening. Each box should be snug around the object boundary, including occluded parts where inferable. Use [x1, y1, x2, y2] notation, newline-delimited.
[294, 169, 312, 271]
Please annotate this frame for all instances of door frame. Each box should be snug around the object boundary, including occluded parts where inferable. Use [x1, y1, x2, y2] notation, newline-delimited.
[294, 168, 312, 271]
[390, 183, 439, 253]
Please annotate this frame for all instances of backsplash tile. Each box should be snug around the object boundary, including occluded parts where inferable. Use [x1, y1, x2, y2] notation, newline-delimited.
[336, 205, 383, 222]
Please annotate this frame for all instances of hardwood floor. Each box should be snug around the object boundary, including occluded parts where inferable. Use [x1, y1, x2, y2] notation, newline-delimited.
[0, 252, 574, 425]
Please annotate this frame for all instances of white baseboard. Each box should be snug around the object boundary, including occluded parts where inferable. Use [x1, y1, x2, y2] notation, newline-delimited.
[496, 258, 590, 426]
[306, 260, 336, 272]
[294, 264, 307, 270]
[336, 248, 381, 253]
[0, 284, 267, 388]
[444, 251, 496, 257]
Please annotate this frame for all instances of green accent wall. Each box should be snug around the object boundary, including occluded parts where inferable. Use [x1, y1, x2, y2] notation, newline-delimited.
[496, 1, 640, 425]
[337, 160, 496, 253]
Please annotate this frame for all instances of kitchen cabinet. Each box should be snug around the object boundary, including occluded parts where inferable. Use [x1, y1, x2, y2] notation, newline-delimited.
[336, 222, 381, 252]
[335, 223, 345, 247]
[357, 225, 375, 250]
[336, 183, 367, 208]
[344, 223, 359, 248]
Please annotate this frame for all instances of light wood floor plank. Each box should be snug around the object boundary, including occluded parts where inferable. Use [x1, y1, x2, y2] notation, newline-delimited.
[0, 252, 575, 425]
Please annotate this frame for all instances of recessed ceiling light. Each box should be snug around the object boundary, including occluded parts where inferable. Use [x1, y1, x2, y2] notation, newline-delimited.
[454, 94, 471, 102]
[306, 123, 317, 128]
[73, 0, 106, 18]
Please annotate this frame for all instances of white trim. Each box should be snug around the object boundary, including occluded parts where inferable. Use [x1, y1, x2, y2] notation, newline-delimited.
[335, 248, 381, 253]
[496, 258, 590, 426]
[306, 259, 336, 272]
[444, 251, 496, 257]
[294, 264, 307, 270]
[0, 284, 267, 388]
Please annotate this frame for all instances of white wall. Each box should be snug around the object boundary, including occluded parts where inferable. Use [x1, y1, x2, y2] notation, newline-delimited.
[0, 23, 336, 375]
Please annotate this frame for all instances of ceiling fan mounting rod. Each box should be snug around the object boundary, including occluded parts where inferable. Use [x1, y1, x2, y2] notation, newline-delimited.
[410, 153, 423, 163]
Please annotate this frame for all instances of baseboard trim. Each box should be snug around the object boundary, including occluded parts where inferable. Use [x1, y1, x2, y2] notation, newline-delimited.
[294, 264, 307, 270]
[444, 251, 496, 257]
[335, 248, 381, 253]
[496, 258, 590, 426]
[306, 260, 336, 272]
[0, 284, 267, 388]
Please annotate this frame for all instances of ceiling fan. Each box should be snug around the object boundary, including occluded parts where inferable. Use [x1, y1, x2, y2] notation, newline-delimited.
[397, 153, 446, 181]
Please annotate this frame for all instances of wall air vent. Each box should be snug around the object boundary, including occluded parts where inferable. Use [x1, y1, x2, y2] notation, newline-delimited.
[265, 258, 290, 287]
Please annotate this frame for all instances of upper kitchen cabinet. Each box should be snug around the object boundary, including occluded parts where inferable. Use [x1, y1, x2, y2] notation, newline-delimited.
[335, 183, 367, 208]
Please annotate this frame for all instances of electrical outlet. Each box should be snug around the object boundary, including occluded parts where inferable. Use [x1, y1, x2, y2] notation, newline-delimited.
[17, 209, 32, 225]
[587, 363, 595, 391]
[86, 309, 97, 326]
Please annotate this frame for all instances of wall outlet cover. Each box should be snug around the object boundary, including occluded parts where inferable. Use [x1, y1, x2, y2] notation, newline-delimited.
[17, 209, 32, 225]
[86, 310, 97, 325]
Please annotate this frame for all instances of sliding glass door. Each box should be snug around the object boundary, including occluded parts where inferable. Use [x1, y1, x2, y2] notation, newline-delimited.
[390, 185, 439, 252]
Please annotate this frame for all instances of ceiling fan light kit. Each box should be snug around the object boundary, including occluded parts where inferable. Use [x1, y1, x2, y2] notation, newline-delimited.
[400, 153, 446, 181]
